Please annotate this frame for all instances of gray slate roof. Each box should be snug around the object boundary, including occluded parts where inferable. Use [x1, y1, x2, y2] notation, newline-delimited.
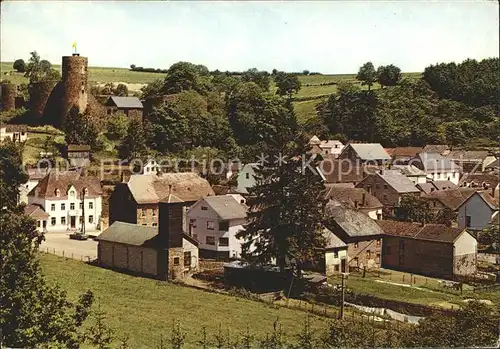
[108, 96, 143, 109]
[323, 227, 347, 250]
[346, 143, 391, 161]
[377, 171, 420, 193]
[415, 153, 461, 172]
[325, 203, 385, 238]
[203, 195, 247, 220]
[391, 164, 426, 177]
[97, 221, 157, 246]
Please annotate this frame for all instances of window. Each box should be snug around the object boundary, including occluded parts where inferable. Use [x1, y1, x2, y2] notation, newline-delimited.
[55, 189, 60, 197]
[333, 251, 339, 258]
[89, 202, 93, 209]
[189, 219, 197, 228]
[193, 234, 198, 240]
[376, 239, 381, 246]
[366, 186, 372, 194]
[219, 237, 229, 246]
[37, 221, 41, 228]
[383, 184, 388, 190]
[465, 216, 471, 228]
[219, 221, 229, 231]
[383, 194, 388, 200]
[89, 215, 94, 223]
[453, 172, 457, 178]
[70, 203, 75, 210]
[245, 173, 250, 179]
[152, 209, 157, 217]
[437, 172, 441, 178]
[399, 240, 405, 250]
[201, 206, 208, 211]
[69, 190, 75, 197]
[61, 217, 66, 225]
[375, 184, 380, 189]
[51, 217, 56, 225]
[207, 221, 215, 230]
[366, 250, 371, 259]
[184, 252, 191, 267]
[354, 242, 359, 248]
[376, 253, 381, 263]
[61, 203, 66, 210]
[354, 257, 359, 266]
[173, 257, 180, 266]
[51, 204, 55, 211]
[141, 208, 146, 217]
[376, 213, 382, 220]
[152, 223, 157, 227]
[79, 202, 83, 209]
[79, 217, 83, 224]
[206, 236, 215, 245]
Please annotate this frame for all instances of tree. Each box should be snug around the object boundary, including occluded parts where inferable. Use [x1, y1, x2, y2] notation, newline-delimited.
[114, 83, 129, 96]
[148, 106, 189, 153]
[162, 61, 211, 95]
[445, 121, 468, 148]
[101, 82, 115, 95]
[433, 207, 457, 227]
[356, 62, 377, 90]
[396, 195, 434, 224]
[24, 51, 57, 84]
[0, 142, 28, 210]
[0, 147, 94, 347]
[105, 113, 129, 141]
[377, 64, 402, 88]
[302, 70, 310, 76]
[62, 106, 100, 149]
[237, 134, 327, 273]
[13, 59, 26, 73]
[480, 222, 500, 251]
[118, 118, 148, 160]
[130, 64, 136, 70]
[84, 303, 114, 349]
[140, 78, 163, 100]
[241, 68, 271, 91]
[274, 72, 302, 99]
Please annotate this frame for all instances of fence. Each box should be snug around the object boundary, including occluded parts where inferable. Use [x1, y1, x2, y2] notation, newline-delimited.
[40, 247, 96, 263]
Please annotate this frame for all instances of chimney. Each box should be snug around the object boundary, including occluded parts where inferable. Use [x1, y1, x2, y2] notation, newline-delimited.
[379, 169, 384, 175]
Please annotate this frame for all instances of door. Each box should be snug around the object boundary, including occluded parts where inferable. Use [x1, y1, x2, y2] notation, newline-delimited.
[70, 216, 76, 229]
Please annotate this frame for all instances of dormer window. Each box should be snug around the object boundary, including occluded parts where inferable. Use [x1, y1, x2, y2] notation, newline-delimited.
[55, 189, 60, 197]
[69, 190, 75, 197]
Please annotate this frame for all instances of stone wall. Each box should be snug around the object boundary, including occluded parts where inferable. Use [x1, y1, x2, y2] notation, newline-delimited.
[62, 55, 88, 115]
[453, 253, 477, 276]
[347, 239, 382, 269]
[29, 80, 58, 119]
[98, 241, 158, 277]
[136, 203, 159, 226]
[1, 83, 16, 111]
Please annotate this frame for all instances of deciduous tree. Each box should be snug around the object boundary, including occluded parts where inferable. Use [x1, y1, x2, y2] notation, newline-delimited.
[356, 62, 377, 90]
[377, 64, 402, 88]
[13, 59, 26, 73]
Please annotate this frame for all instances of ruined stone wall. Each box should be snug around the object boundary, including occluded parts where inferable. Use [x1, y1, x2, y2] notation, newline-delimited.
[29, 80, 58, 119]
[62, 55, 88, 115]
[1, 83, 17, 111]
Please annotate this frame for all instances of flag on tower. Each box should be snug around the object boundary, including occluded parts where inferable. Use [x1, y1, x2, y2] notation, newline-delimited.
[72, 41, 77, 48]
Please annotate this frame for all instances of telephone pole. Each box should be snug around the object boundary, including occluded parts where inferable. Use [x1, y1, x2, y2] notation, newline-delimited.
[339, 272, 347, 319]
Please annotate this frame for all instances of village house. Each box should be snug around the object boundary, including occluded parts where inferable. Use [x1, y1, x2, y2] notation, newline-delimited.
[459, 173, 500, 198]
[390, 147, 424, 164]
[28, 171, 103, 233]
[187, 194, 247, 259]
[324, 202, 385, 270]
[236, 163, 258, 194]
[318, 159, 378, 185]
[417, 180, 458, 195]
[319, 140, 345, 157]
[377, 220, 477, 279]
[446, 150, 496, 173]
[109, 172, 214, 227]
[412, 152, 461, 184]
[456, 191, 499, 232]
[355, 169, 420, 214]
[390, 164, 427, 185]
[324, 187, 383, 219]
[104, 96, 144, 119]
[423, 188, 476, 213]
[422, 144, 450, 155]
[0, 124, 28, 143]
[338, 143, 392, 165]
[24, 203, 49, 233]
[18, 167, 50, 204]
[66, 144, 91, 168]
[96, 197, 200, 281]
[321, 227, 348, 275]
[485, 158, 499, 172]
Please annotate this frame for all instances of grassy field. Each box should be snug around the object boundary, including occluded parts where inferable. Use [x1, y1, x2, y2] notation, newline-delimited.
[328, 271, 500, 309]
[292, 98, 326, 122]
[39, 253, 331, 348]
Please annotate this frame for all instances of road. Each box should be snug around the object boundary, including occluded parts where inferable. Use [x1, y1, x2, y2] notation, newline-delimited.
[40, 232, 98, 260]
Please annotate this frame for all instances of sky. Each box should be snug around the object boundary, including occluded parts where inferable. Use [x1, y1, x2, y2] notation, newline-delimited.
[1, 1, 498, 74]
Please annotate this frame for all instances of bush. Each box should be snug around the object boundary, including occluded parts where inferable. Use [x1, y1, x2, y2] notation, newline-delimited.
[13, 59, 26, 73]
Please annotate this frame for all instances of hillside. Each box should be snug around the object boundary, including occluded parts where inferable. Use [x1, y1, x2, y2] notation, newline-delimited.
[39, 253, 330, 348]
[1, 61, 420, 122]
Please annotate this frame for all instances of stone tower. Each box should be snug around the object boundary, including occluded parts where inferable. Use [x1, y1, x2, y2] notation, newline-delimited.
[62, 53, 88, 115]
[0, 83, 17, 111]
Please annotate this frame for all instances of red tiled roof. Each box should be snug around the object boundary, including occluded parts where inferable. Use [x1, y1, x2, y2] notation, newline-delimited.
[29, 171, 102, 199]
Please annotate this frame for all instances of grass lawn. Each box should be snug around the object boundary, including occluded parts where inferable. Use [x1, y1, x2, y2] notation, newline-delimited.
[292, 99, 324, 123]
[39, 253, 330, 348]
[328, 272, 499, 309]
